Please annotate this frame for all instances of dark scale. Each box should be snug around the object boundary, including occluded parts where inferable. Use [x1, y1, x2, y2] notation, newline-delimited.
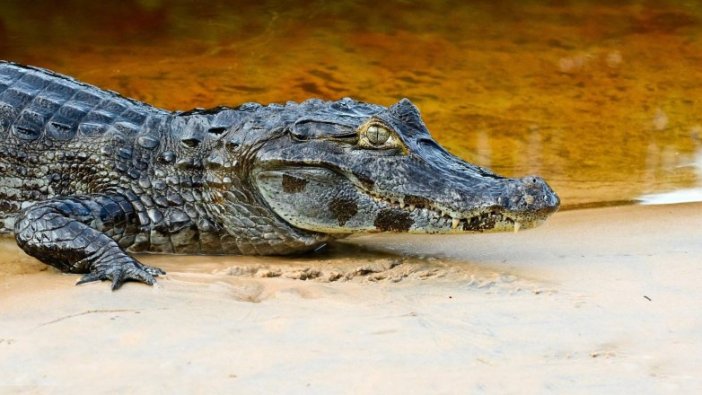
[0, 61, 561, 289]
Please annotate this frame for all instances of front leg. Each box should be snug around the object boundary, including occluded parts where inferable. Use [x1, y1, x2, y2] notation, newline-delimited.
[13, 194, 164, 290]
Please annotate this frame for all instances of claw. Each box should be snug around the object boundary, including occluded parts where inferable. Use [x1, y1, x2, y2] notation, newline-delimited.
[142, 274, 156, 286]
[77, 272, 102, 285]
[143, 265, 166, 276]
[76, 254, 165, 290]
[128, 266, 157, 285]
[110, 270, 126, 291]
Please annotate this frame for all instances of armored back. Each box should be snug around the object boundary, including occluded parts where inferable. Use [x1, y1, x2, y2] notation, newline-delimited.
[0, 62, 169, 232]
[0, 62, 165, 143]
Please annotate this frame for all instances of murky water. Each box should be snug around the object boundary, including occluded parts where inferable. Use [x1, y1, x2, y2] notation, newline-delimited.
[2, 0, 702, 208]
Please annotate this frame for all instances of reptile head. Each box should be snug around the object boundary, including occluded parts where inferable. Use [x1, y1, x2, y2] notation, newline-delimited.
[252, 98, 559, 235]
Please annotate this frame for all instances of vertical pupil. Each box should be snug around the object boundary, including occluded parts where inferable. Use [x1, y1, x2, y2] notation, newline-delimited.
[368, 125, 389, 145]
[371, 127, 379, 143]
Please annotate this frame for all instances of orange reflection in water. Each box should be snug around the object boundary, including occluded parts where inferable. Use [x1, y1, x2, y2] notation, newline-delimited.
[2, 0, 702, 208]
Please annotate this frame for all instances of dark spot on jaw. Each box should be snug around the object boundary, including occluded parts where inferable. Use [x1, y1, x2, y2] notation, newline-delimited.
[282, 174, 308, 193]
[404, 194, 432, 208]
[374, 209, 413, 232]
[329, 196, 358, 226]
[462, 211, 511, 232]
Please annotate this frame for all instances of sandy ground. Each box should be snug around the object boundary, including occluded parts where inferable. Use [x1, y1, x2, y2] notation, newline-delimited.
[0, 203, 701, 394]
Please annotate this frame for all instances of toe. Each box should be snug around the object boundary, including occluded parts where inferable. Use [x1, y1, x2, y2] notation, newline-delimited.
[110, 269, 127, 291]
[128, 267, 157, 286]
[143, 265, 166, 276]
[76, 272, 102, 285]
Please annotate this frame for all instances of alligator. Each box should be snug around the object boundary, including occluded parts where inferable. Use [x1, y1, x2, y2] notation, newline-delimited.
[0, 61, 560, 289]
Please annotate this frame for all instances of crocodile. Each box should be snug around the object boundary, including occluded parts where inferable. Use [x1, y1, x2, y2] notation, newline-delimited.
[0, 61, 560, 289]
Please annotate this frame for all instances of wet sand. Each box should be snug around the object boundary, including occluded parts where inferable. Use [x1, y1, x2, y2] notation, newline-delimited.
[1, 203, 700, 393]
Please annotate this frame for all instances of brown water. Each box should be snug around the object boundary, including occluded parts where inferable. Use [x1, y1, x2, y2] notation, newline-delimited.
[2, 0, 702, 208]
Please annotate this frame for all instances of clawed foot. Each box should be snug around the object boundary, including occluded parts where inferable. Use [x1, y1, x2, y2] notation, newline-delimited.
[77, 258, 166, 290]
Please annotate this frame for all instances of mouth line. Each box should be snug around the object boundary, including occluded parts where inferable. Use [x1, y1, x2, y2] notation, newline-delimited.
[366, 190, 527, 231]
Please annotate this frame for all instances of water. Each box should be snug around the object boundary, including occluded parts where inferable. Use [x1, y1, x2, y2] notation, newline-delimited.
[2, 0, 702, 208]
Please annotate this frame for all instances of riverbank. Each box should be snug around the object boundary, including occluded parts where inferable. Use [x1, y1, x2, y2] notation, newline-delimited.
[1, 203, 701, 393]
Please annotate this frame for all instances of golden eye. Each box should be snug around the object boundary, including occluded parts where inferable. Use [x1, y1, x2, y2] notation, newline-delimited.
[358, 120, 405, 151]
[367, 125, 390, 146]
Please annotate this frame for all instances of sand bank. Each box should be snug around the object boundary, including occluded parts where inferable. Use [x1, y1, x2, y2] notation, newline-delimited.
[1, 203, 701, 393]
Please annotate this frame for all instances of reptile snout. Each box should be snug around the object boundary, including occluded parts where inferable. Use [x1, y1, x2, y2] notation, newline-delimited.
[500, 176, 560, 214]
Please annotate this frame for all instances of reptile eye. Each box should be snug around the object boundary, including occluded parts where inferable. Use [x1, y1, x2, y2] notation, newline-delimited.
[358, 120, 404, 151]
[367, 125, 390, 146]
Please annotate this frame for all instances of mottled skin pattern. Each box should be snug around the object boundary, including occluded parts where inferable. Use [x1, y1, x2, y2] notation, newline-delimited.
[0, 61, 559, 289]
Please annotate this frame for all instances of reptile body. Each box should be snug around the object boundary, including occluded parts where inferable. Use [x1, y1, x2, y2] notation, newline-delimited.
[0, 61, 559, 289]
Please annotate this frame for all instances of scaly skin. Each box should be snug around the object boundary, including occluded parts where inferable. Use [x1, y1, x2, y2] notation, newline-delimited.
[0, 61, 560, 289]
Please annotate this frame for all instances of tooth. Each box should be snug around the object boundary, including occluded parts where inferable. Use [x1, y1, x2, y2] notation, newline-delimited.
[514, 222, 521, 233]
[409, 204, 415, 210]
[452, 218, 460, 229]
[399, 198, 404, 208]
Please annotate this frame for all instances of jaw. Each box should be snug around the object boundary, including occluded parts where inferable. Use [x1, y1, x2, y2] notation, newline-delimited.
[367, 191, 550, 233]
[254, 167, 559, 235]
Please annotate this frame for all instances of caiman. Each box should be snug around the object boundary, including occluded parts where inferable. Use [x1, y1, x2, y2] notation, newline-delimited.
[0, 61, 560, 289]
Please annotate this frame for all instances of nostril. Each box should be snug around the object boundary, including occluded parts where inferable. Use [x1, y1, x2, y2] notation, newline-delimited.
[524, 176, 539, 186]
